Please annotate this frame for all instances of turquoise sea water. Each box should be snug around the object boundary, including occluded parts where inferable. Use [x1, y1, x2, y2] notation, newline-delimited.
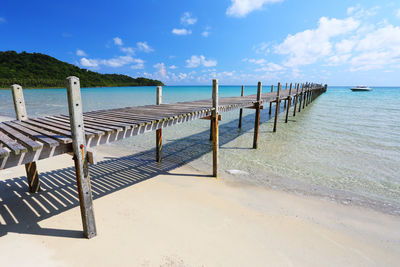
[1, 86, 399, 214]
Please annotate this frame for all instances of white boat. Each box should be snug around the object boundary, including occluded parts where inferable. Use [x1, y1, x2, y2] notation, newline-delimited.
[350, 86, 372, 91]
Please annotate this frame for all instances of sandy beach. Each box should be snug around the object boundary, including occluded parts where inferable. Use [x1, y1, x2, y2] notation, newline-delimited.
[0, 144, 399, 267]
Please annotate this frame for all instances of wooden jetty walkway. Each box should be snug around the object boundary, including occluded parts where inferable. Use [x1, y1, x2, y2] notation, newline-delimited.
[0, 77, 327, 238]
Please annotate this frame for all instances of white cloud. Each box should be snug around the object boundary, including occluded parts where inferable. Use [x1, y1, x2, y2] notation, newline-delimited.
[226, 0, 283, 18]
[243, 58, 267, 65]
[275, 17, 360, 66]
[80, 55, 137, 68]
[202, 31, 210, 37]
[172, 28, 192, 35]
[102, 55, 134, 67]
[154, 63, 167, 78]
[76, 49, 87, 57]
[202, 27, 211, 37]
[0, 17, 6, 23]
[169, 65, 178, 69]
[131, 59, 145, 69]
[347, 5, 379, 18]
[80, 58, 99, 68]
[120, 46, 135, 55]
[186, 55, 217, 68]
[136, 41, 154, 53]
[349, 25, 400, 70]
[253, 42, 270, 54]
[335, 39, 355, 54]
[113, 37, 123, 46]
[346, 5, 359, 15]
[181, 12, 197, 25]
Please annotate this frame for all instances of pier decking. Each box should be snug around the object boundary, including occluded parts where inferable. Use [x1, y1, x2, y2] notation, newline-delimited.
[0, 77, 326, 238]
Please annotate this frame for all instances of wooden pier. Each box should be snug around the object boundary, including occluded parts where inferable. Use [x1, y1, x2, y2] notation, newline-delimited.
[0, 77, 327, 238]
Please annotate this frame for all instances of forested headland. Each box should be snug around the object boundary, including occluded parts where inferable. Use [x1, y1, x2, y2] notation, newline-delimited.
[0, 51, 164, 88]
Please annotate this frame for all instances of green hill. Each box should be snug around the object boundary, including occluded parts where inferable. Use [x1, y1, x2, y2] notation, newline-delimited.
[0, 51, 164, 88]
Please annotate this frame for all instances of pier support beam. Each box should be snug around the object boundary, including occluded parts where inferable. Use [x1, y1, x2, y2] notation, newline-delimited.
[238, 85, 244, 129]
[156, 86, 162, 162]
[253, 82, 262, 149]
[268, 85, 274, 116]
[285, 83, 292, 123]
[11, 84, 41, 193]
[273, 83, 281, 132]
[298, 86, 303, 113]
[212, 79, 219, 178]
[293, 84, 299, 117]
[283, 83, 287, 109]
[66, 76, 97, 239]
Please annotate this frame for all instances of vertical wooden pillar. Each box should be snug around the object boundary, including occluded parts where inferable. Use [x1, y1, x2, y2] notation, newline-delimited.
[303, 85, 307, 109]
[238, 85, 244, 128]
[273, 83, 281, 132]
[212, 79, 219, 178]
[285, 83, 292, 123]
[156, 86, 162, 162]
[11, 84, 41, 193]
[298, 84, 303, 113]
[253, 82, 262, 149]
[293, 84, 299, 116]
[283, 83, 288, 108]
[66, 76, 97, 239]
[269, 85, 274, 115]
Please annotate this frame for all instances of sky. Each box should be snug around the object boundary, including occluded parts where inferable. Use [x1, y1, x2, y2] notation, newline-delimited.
[1, 0, 400, 86]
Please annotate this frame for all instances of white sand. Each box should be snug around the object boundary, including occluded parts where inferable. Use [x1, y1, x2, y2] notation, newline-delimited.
[0, 147, 399, 266]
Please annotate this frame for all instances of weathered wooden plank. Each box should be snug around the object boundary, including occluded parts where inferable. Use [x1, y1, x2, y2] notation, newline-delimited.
[40, 117, 103, 136]
[269, 85, 274, 115]
[59, 114, 127, 132]
[156, 86, 162, 163]
[0, 123, 42, 151]
[13, 120, 72, 144]
[253, 82, 262, 149]
[212, 79, 219, 178]
[0, 127, 28, 155]
[66, 76, 97, 239]
[273, 83, 281, 132]
[52, 115, 117, 134]
[25, 118, 74, 138]
[3, 121, 59, 147]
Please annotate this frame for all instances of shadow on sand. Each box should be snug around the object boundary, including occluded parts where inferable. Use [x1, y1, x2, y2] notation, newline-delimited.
[0, 105, 294, 238]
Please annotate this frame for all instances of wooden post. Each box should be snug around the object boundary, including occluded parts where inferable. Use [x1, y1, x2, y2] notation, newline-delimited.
[66, 76, 97, 239]
[285, 83, 292, 123]
[303, 84, 307, 109]
[298, 84, 303, 113]
[11, 84, 41, 193]
[156, 86, 162, 162]
[293, 84, 299, 116]
[269, 85, 274, 115]
[253, 82, 262, 149]
[273, 83, 281, 132]
[212, 79, 219, 178]
[238, 85, 244, 128]
[283, 83, 287, 109]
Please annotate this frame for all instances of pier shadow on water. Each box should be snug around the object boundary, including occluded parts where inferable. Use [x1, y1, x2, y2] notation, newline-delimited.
[0, 104, 296, 238]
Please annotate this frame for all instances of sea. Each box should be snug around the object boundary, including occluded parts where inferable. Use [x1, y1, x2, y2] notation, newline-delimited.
[0, 85, 399, 214]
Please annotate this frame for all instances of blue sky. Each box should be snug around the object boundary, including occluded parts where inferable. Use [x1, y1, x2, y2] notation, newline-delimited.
[1, 0, 400, 85]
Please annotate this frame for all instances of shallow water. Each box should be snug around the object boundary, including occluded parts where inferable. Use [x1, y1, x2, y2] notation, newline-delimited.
[1, 85, 399, 213]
